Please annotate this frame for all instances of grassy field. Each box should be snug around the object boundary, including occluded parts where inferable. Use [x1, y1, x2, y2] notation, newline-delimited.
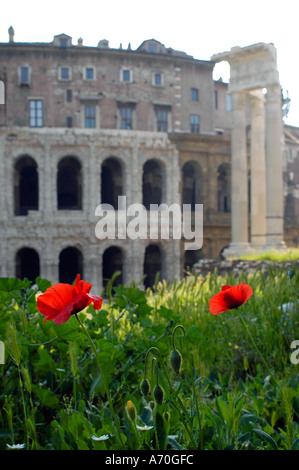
[0, 263, 298, 450]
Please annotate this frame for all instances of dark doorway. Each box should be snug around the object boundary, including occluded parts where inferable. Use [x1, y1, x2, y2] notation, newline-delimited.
[101, 158, 123, 208]
[217, 163, 231, 213]
[59, 247, 83, 284]
[16, 247, 40, 281]
[143, 244, 162, 288]
[14, 156, 38, 215]
[184, 249, 203, 275]
[142, 160, 163, 210]
[182, 161, 202, 210]
[102, 246, 123, 288]
[57, 157, 82, 210]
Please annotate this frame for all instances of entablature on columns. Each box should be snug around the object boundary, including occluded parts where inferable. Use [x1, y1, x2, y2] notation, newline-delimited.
[211, 42, 280, 94]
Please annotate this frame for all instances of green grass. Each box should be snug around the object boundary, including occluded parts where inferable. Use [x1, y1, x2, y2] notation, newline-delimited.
[239, 247, 299, 262]
[0, 266, 298, 450]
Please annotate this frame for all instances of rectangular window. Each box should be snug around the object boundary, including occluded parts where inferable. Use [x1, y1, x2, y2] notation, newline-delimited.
[29, 100, 43, 127]
[191, 88, 199, 102]
[60, 38, 67, 48]
[226, 94, 232, 112]
[214, 90, 218, 109]
[190, 114, 200, 133]
[61, 67, 69, 79]
[121, 107, 132, 129]
[20, 66, 29, 84]
[122, 69, 130, 81]
[149, 43, 157, 53]
[157, 110, 168, 132]
[66, 116, 72, 128]
[154, 73, 162, 85]
[85, 67, 94, 80]
[85, 106, 95, 128]
[66, 89, 72, 102]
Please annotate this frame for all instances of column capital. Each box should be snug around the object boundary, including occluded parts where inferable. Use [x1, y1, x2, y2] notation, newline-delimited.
[248, 89, 265, 104]
[249, 90, 265, 118]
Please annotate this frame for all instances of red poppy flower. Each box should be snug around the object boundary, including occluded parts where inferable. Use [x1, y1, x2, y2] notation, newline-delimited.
[37, 274, 103, 325]
[209, 281, 253, 315]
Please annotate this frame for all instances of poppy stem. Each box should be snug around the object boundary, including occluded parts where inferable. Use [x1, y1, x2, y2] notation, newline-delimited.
[236, 309, 281, 391]
[171, 324, 186, 350]
[74, 313, 125, 447]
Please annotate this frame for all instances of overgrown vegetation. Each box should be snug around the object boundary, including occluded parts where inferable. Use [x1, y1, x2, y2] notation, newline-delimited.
[0, 265, 298, 450]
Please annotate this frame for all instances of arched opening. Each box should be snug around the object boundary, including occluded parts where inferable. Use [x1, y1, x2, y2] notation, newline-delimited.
[57, 157, 82, 210]
[14, 156, 38, 215]
[16, 247, 40, 281]
[144, 244, 162, 289]
[101, 157, 123, 208]
[102, 246, 123, 288]
[184, 249, 204, 275]
[182, 161, 203, 210]
[217, 163, 231, 213]
[142, 160, 163, 210]
[59, 247, 83, 284]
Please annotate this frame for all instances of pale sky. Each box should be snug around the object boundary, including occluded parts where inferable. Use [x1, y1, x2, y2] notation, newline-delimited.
[0, 0, 298, 126]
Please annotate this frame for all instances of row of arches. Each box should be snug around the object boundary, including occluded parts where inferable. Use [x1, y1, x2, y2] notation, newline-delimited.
[15, 245, 164, 289]
[14, 155, 231, 215]
[15, 244, 203, 289]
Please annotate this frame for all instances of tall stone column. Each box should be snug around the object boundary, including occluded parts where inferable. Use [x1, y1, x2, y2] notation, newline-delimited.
[249, 90, 267, 248]
[223, 91, 251, 257]
[265, 84, 286, 249]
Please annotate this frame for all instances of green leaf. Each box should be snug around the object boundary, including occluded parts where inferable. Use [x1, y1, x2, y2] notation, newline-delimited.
[89, 372, 105, 397]
[252, 429, 278, 450]
[51, 315, 82, 341]
[155, 411, 168, 450]
[291, 438, 299, 450]
[35, 277, 52, 293]
[0, 277, 31, 292]
[140, 406, 153, 426]
[35, 348, 57, 370]
[32, 385, 59, 408]
[167, 435, 182, 450]
[216, 397, 229, 423]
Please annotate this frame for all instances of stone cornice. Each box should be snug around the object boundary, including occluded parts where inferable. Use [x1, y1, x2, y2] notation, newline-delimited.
[0, 42, 214, 69]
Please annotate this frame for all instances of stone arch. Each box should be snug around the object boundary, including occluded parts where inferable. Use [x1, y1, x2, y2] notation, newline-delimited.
[57, 156, 82, 210]
[59, 246, 83, 284]
[102, 245, 123, 288]
[143, 244, 162, 288]
[14, 155, 38, 215]
[16, 247, 40, 281]
[182, 160, 203, 209]
[142, 159, 165, 210]
[217, 162, 231, 213]
[101, 157, 124, 209]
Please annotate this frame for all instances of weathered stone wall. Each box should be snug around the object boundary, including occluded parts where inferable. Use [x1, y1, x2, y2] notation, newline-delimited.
[0, 128, 181, 290]
[194, 258, 299, 279]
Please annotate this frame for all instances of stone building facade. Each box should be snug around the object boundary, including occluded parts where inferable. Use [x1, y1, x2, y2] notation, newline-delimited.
[0, 29, 297, 290]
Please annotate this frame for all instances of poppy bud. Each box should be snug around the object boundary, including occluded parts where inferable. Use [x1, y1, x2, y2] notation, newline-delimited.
[140, 378, 150, 397]
[126, 400, 136, 422]
[153, 384, 164, 405]
[149, 401, 156, 410]
[288, 269, 295, 280]
[169, 348, 182, 375]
